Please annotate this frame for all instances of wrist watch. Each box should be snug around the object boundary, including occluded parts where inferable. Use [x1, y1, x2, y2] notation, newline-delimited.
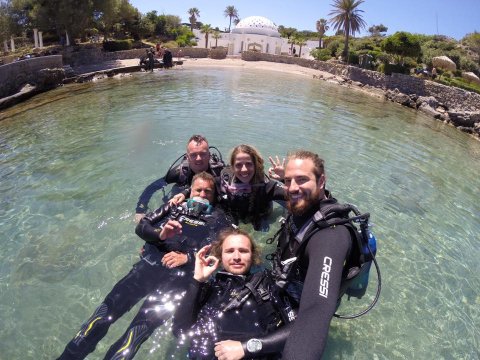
[246, 338, 262, 353]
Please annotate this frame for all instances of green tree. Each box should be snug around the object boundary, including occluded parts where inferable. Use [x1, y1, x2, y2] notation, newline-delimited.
[296, 35, 307, 58]
[462, 32, 480, 65]
[0, 1, 13, 46]
[92, 0, 120, 38]
[223, 5, 238, 32]
[34, 0, 93, 42]
[212, 30, 221, 47]
[278, 25, 297, 40]
[316, 18, 329, 48]
[328, 0, 366, 62]
[188, 7, 199, 32]
[200, 23, 212, 48]
[368, 24, 388, 37]
[175, 26, 195, 47]
[381, 31, 421, 65]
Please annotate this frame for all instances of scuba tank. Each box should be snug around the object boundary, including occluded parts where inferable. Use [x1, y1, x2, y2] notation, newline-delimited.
[268, 202, 382, 320]
[344, 229, 377, 299]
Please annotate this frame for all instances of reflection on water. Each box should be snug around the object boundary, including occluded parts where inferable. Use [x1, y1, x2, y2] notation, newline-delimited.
[0, 68, 479, 359]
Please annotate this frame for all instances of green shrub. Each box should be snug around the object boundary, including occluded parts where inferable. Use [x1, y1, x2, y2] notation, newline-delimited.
[209, 47, 227, 59]
[348, 50, 359, 64]
[460, 57, 480, 74]
[311, 48, 332, 61]
[437, 77, 480, 94]
[102, 39, 133, 52]
[327, 40, 341, 57]
[380, 63, 410, 75]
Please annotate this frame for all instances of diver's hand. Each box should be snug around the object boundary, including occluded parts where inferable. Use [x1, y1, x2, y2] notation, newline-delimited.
[194, 245, 219, 282]
[134, 213, 145, 223]
[168, 193, 185, 206]
[268, 155, 285, 180]
[214, 340, 245, 360]
[159, 220, 182, 240]
[161, 251, 188, 268]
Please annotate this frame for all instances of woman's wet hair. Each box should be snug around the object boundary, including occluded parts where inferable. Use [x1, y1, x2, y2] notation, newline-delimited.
[210, 227, 261, 266]
[230, 144, 265, 184]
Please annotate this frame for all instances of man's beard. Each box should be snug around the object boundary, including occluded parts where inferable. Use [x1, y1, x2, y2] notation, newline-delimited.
[287, 188, 321, 216]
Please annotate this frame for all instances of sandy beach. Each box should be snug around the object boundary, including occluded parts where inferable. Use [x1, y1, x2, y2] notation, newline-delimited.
[113, 57, 329, 77]
[112, 57, 385, 99]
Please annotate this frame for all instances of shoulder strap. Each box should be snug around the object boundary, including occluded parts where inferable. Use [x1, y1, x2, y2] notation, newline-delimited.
[245, 271, 270, 303]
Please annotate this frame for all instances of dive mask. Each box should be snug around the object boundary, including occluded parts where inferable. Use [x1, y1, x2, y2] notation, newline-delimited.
[187, 197, 213, 216]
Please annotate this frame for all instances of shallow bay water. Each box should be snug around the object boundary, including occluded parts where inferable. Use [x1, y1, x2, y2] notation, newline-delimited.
[0, 67, 479, 359]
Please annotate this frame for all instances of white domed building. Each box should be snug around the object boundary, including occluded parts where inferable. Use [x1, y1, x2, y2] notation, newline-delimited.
[227, 16, 282, 55]
[192, 15, 316, 59]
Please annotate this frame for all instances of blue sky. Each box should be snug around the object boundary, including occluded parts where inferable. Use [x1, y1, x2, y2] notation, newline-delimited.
[129, 0, 479, 40]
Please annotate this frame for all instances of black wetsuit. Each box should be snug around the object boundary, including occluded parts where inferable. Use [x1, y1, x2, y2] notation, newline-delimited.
[173, 271, 286, 359]
[218, 167, 286, 231]
[136, 156, 224, 215]
[252, 192, 353, 359]
[57, 202, 232, 360]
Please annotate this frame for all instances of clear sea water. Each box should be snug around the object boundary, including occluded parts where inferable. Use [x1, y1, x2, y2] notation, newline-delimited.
[0, 66, 479, 359]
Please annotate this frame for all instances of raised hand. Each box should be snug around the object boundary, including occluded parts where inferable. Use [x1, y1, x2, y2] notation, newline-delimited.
[193, 245, 219, 282]
[159, 219, 182, 240]
[168, 193, 186, 206]
[268, 155, 285, 180]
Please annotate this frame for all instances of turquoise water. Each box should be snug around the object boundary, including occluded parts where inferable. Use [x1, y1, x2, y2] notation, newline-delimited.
[0, 67, 479, 359]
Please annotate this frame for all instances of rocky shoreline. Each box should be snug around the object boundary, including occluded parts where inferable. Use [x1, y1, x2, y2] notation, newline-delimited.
[309, 71, 480, 139]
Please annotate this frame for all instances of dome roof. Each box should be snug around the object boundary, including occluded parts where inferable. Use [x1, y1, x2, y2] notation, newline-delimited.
[232, 16, 280, 37]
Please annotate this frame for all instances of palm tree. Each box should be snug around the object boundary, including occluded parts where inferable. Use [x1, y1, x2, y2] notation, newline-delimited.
[296, 36, 307, 58]
[200, 24, 212, 48]
[212, 30, 221, 47]
[188, 7, 200, 32]
[224, 5, 239, 32]
[316, 18, 329, 48]
[288, 37, 296, 55]
[329, 0, 366, 62]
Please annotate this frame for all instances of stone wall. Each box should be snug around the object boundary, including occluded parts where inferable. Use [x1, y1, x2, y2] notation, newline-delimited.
[241, 52, 480, 113]
[62, 47, 211, 67]
[0, 55, 63, 98]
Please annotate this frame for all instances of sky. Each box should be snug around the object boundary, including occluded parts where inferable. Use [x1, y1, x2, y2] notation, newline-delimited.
[129, 0, 479, 40]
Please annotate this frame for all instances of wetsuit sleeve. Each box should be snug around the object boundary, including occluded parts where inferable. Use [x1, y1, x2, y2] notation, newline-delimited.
[241, 323, 291, 357]
[282, 225, 351, 360]
[172, 278, 206, 337]
[265, 179, 286, 202]
[134, 203, 171, 243]
[135, 177, 168, 213]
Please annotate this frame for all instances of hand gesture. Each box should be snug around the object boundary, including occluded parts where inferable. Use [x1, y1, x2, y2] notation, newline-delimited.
[268, 155, 285, 181]
[168, 193, 185, 206]
[161, 251, 188, 268]
[214, 340, 245, 360]
[193, 245, 219, 282]
[159, 219, 182, 240]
